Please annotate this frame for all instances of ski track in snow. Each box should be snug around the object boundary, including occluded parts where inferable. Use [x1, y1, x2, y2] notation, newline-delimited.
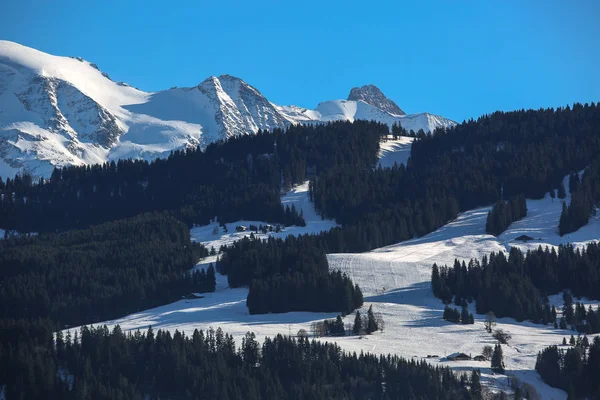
[70, 163, 599, 398]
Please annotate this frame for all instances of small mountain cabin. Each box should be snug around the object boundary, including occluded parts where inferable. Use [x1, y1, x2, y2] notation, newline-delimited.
[446, 353, 471, 361]
[514, 234, 534, 242]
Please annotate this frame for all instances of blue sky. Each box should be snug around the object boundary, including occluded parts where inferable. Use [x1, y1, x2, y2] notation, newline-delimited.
[1, 0, 598, 122]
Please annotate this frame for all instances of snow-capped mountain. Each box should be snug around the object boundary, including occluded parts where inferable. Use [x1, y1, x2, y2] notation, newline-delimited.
[347, 84, 405, 115]
[0, 41, 456, 178]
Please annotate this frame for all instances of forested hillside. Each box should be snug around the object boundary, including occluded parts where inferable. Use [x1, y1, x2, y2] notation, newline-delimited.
[311, 103, 600, 251]
[0, 213, 211, 327]
[0, 104, 598, 398]
[0, 121, 385, 233]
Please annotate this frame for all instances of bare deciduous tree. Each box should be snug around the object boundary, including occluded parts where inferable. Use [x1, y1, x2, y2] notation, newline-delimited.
[484, 311, 496, 333]
[482, 345, 493, 360]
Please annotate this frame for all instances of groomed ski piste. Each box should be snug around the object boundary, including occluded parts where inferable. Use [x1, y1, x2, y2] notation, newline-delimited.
[75, 139, 600, 399]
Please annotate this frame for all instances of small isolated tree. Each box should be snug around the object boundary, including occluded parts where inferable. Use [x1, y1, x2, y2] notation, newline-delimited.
[352, 310, 363, 335]
[493, 329, 512, 344]
[569, 335, 576, 346]
[485, 311, 497, 333]
[374, 311, 385, 332]
[491, 344, 505, 373]
[297, 329, 308, 340]
[212, 225, 220, 235]
[366, 305, 378, 334]
[482, 345, 494, 360]
[562, 337, 567, 346]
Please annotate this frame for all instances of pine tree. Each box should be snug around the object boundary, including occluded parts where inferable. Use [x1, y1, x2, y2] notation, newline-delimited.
[352, 310, 362, 335]
[491, 344, 505, 373]
[207, 263, 216, 291]
[470, 370, 482, 400]
[460, 306, 470, 324]
[366, 305, 378, 334]
[431, 263, 441, 297]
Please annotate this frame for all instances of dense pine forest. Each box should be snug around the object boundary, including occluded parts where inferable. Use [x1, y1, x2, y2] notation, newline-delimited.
[432, 242, 600, 328]
[535, 337, 600, 399]
[0, 322, 481, 400]
[0, 212, 212, 328]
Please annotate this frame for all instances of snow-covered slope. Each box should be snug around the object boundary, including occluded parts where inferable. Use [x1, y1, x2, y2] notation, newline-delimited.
[77, 174, 600, 399]
[0, 41, 455, 179]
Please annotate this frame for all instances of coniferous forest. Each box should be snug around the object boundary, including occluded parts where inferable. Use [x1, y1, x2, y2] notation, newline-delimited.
[536, 337, 600, 399]
[0, 212, 212, 328]
[432, 242, 600, 327]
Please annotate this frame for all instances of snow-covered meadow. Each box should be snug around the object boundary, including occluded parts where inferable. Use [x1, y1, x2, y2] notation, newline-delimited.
[74, 143, 600, 399]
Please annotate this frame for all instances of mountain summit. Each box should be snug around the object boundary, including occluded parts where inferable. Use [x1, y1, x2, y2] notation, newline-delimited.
[0, 41, 455, 178]
[347, 84, 405, 116]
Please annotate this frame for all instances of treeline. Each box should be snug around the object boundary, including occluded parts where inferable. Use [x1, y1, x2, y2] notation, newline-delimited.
[0, 321, 482, 400]
[0, 213, 212, 328]
[443, 305, 474, 324]
[559, 160, 600, 236]
[0, 120, 387, 233]
[311, 103, 600, 253]
[536, 337, 600, 399]
[432, 242, 600, 325]
[485, 194, 527, 236]
[217, 235, 363, 314]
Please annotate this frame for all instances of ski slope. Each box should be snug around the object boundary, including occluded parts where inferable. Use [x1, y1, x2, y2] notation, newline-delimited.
[73, 176, 600, 399]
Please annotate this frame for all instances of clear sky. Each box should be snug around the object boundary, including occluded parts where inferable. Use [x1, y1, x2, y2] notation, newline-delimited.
[1, 0, 598, 122]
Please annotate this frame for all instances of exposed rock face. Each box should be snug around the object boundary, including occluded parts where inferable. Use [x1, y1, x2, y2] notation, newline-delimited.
[347, 84, 406, 116]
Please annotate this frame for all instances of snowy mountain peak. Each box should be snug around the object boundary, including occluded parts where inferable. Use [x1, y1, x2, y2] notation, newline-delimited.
[347, 84, 405, 116]
[0, 41, 455, 179]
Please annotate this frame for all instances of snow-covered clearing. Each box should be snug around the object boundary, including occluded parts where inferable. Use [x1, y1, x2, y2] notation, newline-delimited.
[377, 136, 413, 168]
[189, 181, 337, 250]
[74, 176, 599, 399]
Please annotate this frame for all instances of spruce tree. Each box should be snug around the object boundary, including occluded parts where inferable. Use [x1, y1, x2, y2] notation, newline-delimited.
[367, 305, 378, 334]
[491, 344, 505, 373]
[352, 310, 362, 335]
